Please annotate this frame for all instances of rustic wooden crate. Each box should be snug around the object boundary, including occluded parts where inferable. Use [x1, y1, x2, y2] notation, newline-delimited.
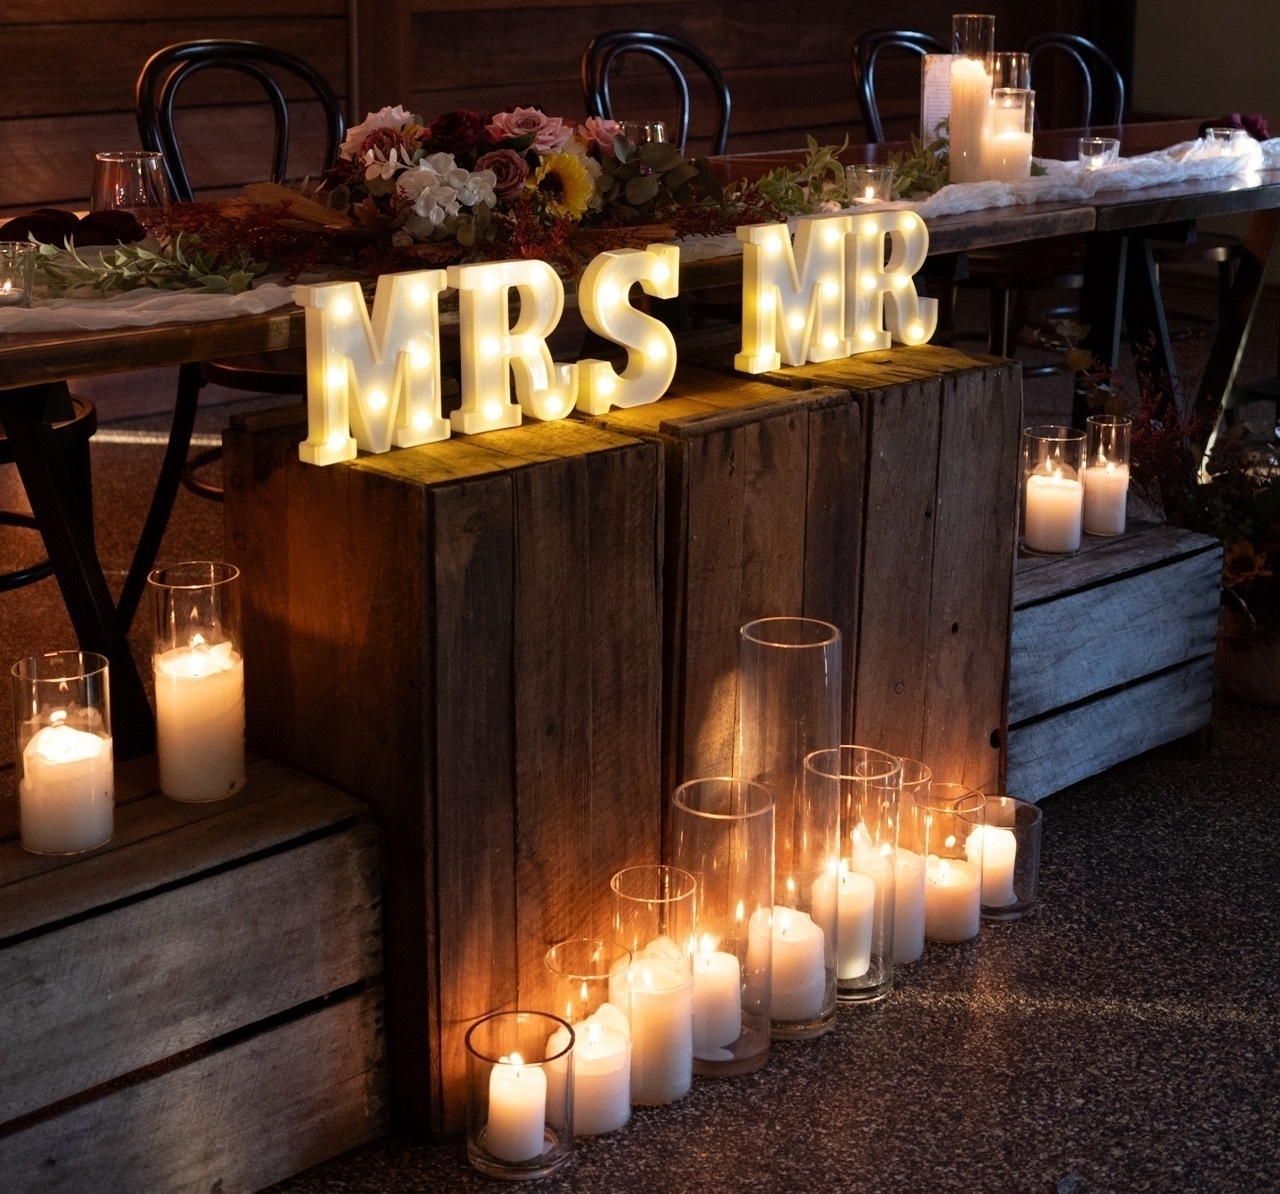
[224, 414, 664, 1138]
[680, 345, 1022, 791]
[0, 755, 386, 1193]
[1006, 522, 1223, 800]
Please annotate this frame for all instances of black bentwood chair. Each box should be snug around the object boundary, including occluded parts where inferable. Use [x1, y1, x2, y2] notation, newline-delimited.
[852, 29, 947, 144]
[122, 40, 345, 629]
[581, 30, 731, 155]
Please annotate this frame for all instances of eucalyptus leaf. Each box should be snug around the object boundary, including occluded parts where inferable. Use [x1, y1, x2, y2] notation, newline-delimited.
[625, 175, 662, 206]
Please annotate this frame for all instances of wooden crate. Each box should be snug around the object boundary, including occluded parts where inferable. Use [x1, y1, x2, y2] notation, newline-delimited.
[680, 345, 1022, 791]
[224, 414, 664, 1138]
[0, 756, 386, 1193]
[1006, 522, 1223, 800]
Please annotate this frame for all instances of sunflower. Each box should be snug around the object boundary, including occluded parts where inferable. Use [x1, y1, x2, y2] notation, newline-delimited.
[526, 152, 595, 221]
[1224, 540, 1272, 589]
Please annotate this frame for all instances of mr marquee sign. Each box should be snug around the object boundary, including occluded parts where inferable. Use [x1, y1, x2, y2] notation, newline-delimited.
[296, 211, 939, 466]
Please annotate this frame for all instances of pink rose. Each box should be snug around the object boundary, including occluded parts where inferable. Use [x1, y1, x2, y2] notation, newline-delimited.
[475, 149, 530, 201]
[578, 116, 623, 157]
[486, 107, 573, 153]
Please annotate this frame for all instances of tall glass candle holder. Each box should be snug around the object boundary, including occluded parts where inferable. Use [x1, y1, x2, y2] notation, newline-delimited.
[805, 747, 900, 1003]
[894, 758, 932, 964]
[610, 864, 696, 1105]
[991, 50, 1029, 88]
[465, 1010, 574, 1180]
[671, 777, 774, 1077]
[985, 87, 1034, 182]
[920, 784, 985, 943]
[976, 795, 1043, 919]
[543, 939, 632, 1136]
[149, 561, 246, 802]
[1022, 426, 1085, 555]
[1083, 414, 1131, 536]
[738, 617, 841, 1040]
[949, 13, 995, 182]
[12, 650, 113, 855]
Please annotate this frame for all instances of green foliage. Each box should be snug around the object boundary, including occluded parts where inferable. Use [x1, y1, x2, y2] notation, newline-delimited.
[34, 236, 265, 297]
[596, 139, 724, 221]
[886, 133, 950, 198]
[754, 138, 853, 214]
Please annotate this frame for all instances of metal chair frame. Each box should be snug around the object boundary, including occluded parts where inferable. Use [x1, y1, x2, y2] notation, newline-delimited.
[1025, 32, 1126, 129]
[852, 28, 946, 144]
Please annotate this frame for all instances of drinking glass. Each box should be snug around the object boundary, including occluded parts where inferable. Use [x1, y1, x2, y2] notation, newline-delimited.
[90, 150, 172, 219]
[618, 121, 667, 145]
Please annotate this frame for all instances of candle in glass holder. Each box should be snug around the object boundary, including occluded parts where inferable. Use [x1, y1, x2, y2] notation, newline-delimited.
[692, 935, 742, 1052]
[893, 846, 927, 964]
[1083, 415, 1132, 536]
[924, 855, 982, 941]
[154, 638, 246, 801]
[984, 88, 1034, 182]
[769, 905, 826, 1021]
[966, 824, 1017, 906]
[19, 719, 113, 854]
[486, 1053, 547, 1163]
[811, 862, 875, 980]
[950, 57, 993, 182]
[546, 1005, 630, 1136]
[1025, 470, 1083, 553]
[627, 943, 694, 1104]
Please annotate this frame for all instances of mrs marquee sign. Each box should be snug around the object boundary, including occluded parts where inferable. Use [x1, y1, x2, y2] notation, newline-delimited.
[297, 211, 939, 466]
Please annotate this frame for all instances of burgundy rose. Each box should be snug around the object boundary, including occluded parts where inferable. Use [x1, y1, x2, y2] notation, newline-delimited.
[1200, 112, 1270, 141]
[428, 109, 487, 155]
[359, 126, 417, 164]
[475, 149, 530, 201]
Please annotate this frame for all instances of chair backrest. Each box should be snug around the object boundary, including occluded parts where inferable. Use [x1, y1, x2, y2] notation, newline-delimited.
[136, 39, 346, 203]
[1025, 33, 1126, 128]
[580, 30, 731, 155]
[852, 29, 947, 144]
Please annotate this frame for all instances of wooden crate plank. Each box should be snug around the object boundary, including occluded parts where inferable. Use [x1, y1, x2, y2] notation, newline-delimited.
[0, 820, 380, 1124]
[0, 989, 388, 1194]
[1005, 657, 1216, 802]
[1010, 546, 1223, 725]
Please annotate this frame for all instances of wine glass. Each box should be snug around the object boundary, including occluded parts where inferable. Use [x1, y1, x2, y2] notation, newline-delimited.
[618, 121, 667, 146]
[90, 150, 173, 221]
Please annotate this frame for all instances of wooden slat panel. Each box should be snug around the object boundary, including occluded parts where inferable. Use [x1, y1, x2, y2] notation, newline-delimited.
[0, 821, 380, 1124]
[1005, 657, 1215, 802]
[0, 990, 388, 1194]
[0, 1, 344, 20]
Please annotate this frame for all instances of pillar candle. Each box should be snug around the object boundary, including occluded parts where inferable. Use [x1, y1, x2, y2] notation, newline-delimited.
[811, 866, 876, 980]
[154, 639, 246, 802]
[769, 905, 826, 1022]
[967, 825, 1018, 906]
[893, 847, 927, 964]
[1083, 461, 1129, 535]
[623, 946, 693, 1104]
[924, 856, 982, 942]
[985, 130, 1034, 181]
[19, 722, 113, 854]
[693, 937, 742, 1053]
[950, 57, 993, 183]
[1025, 471, 1083, 553]
[486, 1053, 547, 1163]
[546, 1005, 630, 1136]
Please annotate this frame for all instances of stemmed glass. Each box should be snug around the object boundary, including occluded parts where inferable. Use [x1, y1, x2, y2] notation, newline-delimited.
[90, 150, 172, 223]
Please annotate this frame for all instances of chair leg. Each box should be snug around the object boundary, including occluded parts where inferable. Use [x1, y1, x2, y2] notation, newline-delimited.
[989, 286, 1012, 357]
[117, 361, 204, 632]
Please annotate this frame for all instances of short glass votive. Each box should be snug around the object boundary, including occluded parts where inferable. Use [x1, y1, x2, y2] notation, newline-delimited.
[1083, 414, 1132, 536]
[986, 88, 1035, 182]
[805, 746, 900, 1004]
[610, 864, 696, 1105]
[847, 163, 895, 205]
[543, 939, 632, 1136]
[919, 784, 985, 944]
[991, 50, 1030, 89]
[1022, 425, 1085, 555]
[12, 650, 114, 855]
[671, 777, 774, 1077]
[1078, 136, 1121, 169]
[148, 561, 246, 803]
[618, 121, 667, 146]
[1206, 126, 1247, 153]
[465, 1010, 574, 1180]
[0, 241, 38, 309]
[976, 795, 1043, 919]
[893, 757, 932, 965]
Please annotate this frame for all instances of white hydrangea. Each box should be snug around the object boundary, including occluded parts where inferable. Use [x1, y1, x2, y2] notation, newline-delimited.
[396, 154, 497, 225]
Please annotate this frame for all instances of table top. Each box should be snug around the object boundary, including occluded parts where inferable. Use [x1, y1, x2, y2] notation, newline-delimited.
[1, 119, 1276, 391]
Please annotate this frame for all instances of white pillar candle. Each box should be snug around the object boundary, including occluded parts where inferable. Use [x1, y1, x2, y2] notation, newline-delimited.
[744, 906, 772, 991]
[546, 1006, 630, 1136]
[486, 1053, 547, 1163]
[1083, 461, 1129, 535]
[984, 130, 1034, 181]
[893, 847, 927, 964]
[769, 905, 826, 1022]
[154, 639, 246, 802]
[1024, 471, 1083, 553]
[924, 856, 982, 942]
[623, 949, 693, 1104]
[812, 866, 876, 980]
[949, 57, 993, 183]
[693, 936, 742, 1053]
[967, 825, 1018, 906]
[19, 722, 113, 854]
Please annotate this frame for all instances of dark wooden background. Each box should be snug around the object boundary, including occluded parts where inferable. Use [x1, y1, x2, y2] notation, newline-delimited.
[0, 0, 1107, 213]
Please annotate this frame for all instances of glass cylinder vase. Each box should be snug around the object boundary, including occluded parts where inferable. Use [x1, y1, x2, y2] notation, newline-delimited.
[149, 561, 246, 802]
[670, 776, 774, 1077]
[920, 784, 986, 943]
[12, 650, 113, 855]
[950, 13, 995, 182]
[610, 864, 697, 1105]
[543, 939, 632, 1135]
[1083, 414, 1132, 536]
[985, 87, 1034, 182]
[1022, 426, 1085, 555]
[465, 1010, 574, 1180]
[976, 794, 1043, 920]
[893, 758, 932, 964]
[738, 617, 842, 1039]
[805, 746, 900, 1003]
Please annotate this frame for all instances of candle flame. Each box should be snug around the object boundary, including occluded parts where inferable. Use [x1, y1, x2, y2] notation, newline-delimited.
[699, 932, 718, 961]
[735, 900, 745, 924]
[508, 1051, 524, 1075]
[945, 834, 957, 848]
[1, 281, 10, 295]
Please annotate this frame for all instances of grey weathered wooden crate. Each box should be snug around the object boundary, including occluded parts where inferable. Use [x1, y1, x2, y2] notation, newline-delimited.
[0, 755, 387, 1193]
[225, 413, 664, 1139]
[1006, 523, 1223, 801]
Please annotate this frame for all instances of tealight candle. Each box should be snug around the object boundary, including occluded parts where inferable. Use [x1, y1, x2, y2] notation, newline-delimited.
[486, 1052, 547, 1163]
[0, 281, 28, 307]
[769, 905, 826, 1022]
